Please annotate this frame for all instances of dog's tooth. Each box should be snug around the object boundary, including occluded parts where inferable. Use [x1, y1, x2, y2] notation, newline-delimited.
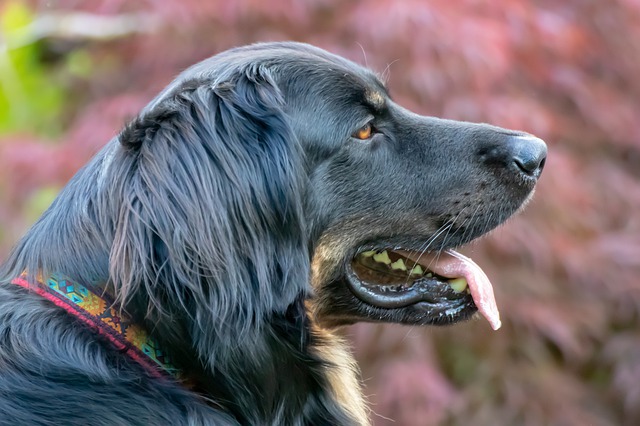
[448, 277, 468, 293]
[390, 258, 407, 271]
[373, 250, 391, 265]
[409, 265, 424, 276]
[426, 272, 433, 277]
[360, 250, 376, 258]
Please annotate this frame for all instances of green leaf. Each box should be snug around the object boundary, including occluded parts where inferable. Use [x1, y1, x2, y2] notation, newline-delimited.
[0, 1, 66, 136]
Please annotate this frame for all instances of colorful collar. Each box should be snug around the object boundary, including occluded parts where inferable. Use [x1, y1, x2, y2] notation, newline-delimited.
[11, 273, 177, 379]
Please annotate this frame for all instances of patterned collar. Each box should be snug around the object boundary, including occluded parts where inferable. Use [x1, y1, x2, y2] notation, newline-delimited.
[11, 273, 178, 379]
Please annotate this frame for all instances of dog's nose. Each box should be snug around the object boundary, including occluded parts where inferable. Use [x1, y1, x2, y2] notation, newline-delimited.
[509, 135, 547, 178]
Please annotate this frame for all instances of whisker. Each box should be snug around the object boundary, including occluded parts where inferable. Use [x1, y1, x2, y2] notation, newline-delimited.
[381, 59, 400, 83]
[400, 207, 471, 286]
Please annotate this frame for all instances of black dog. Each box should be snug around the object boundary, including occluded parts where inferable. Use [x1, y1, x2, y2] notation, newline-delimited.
[0, 42, 546, 425]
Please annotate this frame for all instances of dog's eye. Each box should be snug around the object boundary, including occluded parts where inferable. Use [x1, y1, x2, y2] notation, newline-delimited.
[352, 123, 374, 140]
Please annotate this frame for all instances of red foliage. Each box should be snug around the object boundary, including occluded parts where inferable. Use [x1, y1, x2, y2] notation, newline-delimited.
[2, 1, 638, 424]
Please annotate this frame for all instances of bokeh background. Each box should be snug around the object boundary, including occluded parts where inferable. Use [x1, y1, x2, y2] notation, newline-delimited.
[1, 1, 638, 425]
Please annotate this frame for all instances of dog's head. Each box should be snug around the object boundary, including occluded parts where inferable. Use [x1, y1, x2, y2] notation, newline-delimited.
[278, 43, 546, 329]
[113, 42, 545, 336]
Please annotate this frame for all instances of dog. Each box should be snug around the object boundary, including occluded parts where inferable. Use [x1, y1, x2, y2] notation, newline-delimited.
[0, 42, 546, 425]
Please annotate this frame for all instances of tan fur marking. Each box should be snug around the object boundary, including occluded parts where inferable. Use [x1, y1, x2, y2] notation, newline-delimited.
[309, 232, 372, 424]
[308, 313, 370, 426]
[366, 90, 385, 109]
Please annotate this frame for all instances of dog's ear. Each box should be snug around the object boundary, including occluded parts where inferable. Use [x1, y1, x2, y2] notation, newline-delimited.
[109, 68, 309, 358]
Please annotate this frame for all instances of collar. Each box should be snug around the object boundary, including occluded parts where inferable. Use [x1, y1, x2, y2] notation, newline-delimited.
[11, 273, 178, 379]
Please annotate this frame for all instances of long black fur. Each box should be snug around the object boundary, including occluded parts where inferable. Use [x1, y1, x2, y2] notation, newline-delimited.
[0, 42, 545, 425]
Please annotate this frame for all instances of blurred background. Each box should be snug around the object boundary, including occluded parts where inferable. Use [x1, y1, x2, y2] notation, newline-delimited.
[0, 0, 638, 425]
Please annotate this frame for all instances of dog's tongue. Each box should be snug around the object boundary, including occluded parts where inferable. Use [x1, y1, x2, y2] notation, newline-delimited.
[398, 249, 501, 330]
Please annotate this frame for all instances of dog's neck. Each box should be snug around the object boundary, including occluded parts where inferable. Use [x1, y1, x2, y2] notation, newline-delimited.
[0, 147, 368, 424]
[203, 301, 368, 425]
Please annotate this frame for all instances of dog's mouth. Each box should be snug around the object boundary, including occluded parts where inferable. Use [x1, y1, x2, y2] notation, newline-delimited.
[347, 248, 501, 330]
